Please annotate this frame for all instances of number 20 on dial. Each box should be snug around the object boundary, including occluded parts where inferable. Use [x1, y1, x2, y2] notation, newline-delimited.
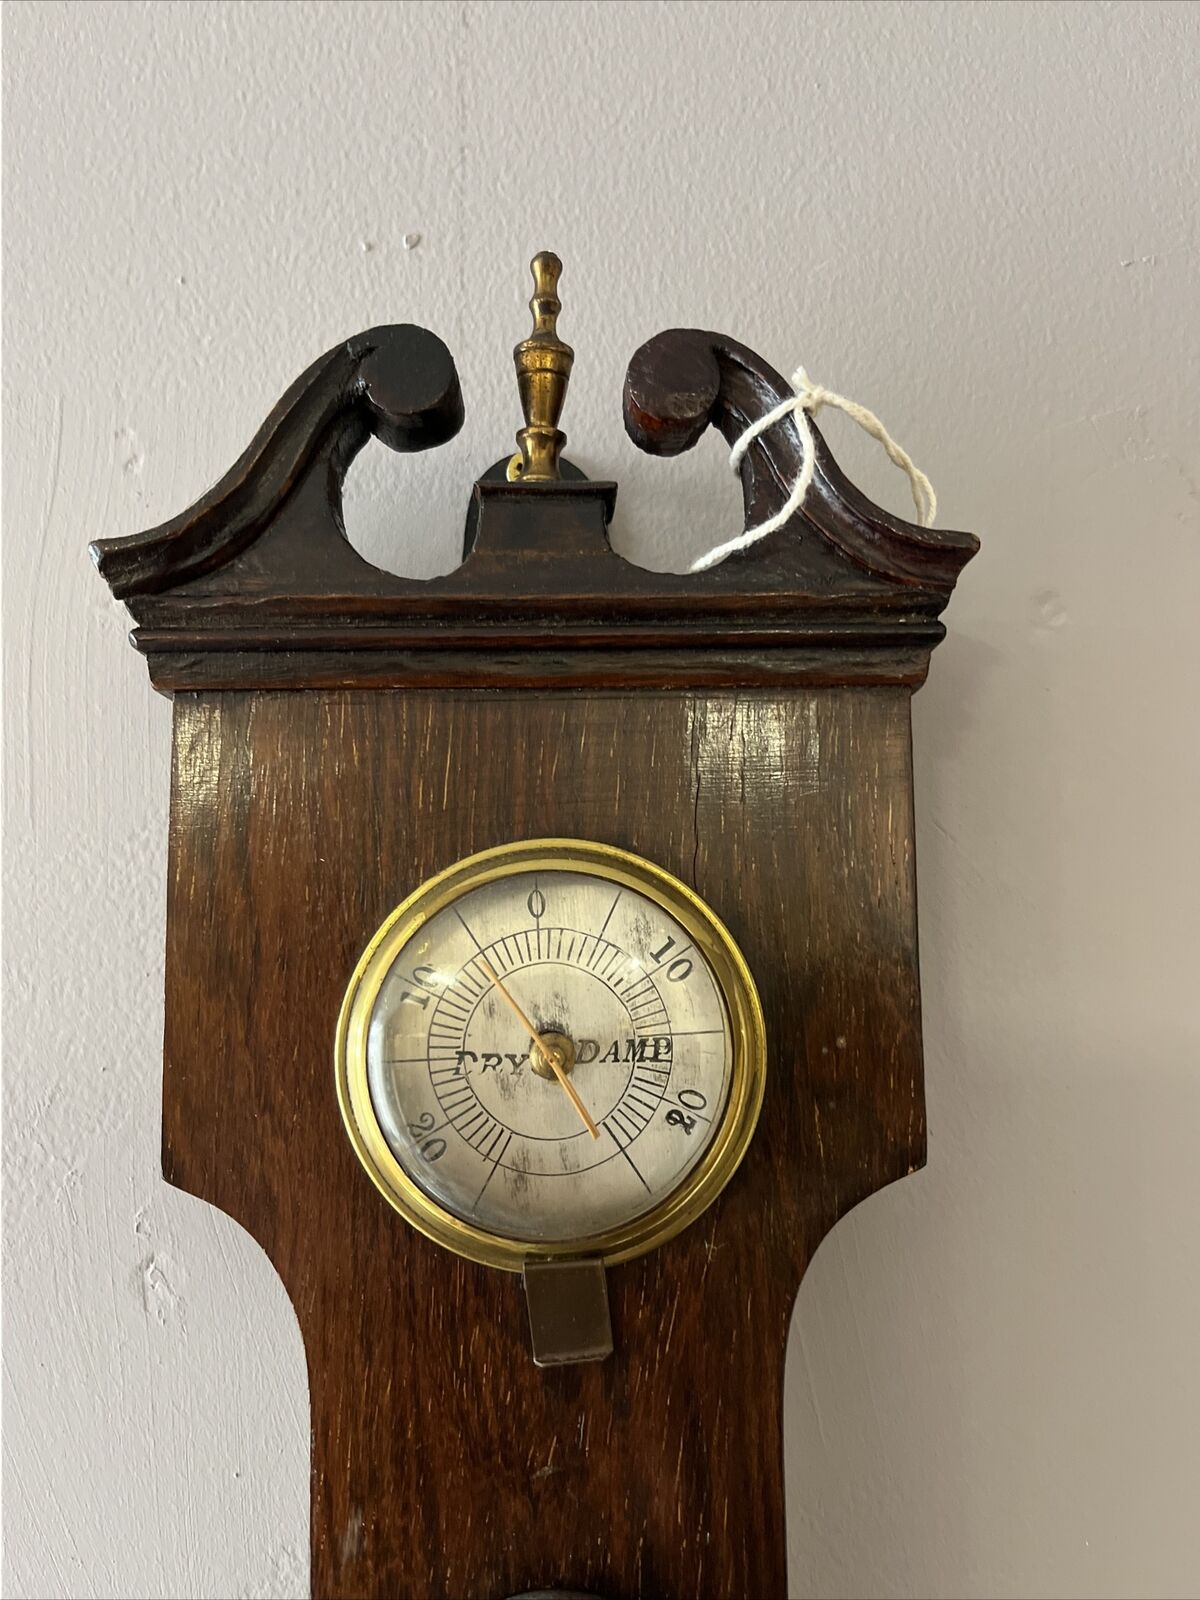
[335, 839, 766, 1269]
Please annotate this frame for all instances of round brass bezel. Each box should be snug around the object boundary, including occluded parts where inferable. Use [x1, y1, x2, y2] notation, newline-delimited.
[334, 838, 766, 1272]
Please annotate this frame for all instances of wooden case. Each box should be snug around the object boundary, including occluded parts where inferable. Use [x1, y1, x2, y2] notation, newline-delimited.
[94, 321, 977, 1599]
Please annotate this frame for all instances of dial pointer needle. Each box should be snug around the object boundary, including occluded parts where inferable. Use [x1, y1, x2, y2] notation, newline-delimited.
[478, 956, 600, 1139]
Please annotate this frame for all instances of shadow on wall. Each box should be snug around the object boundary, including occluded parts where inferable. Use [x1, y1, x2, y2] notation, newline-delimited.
[783, 626, 994, 1597]
[785, 611, 1200, 1598]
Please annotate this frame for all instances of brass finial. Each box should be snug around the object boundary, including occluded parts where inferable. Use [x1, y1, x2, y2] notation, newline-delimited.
[508, 251, 574, 482]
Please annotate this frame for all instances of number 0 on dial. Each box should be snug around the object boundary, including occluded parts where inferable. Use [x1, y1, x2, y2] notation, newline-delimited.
[335, 839, 766, 1270]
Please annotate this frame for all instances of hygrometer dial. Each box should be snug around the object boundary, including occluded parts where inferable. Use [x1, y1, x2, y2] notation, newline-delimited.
[336, 840, 765, 1270]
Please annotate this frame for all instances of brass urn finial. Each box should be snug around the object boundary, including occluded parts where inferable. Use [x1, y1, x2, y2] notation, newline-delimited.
[508, 251, 574, 482]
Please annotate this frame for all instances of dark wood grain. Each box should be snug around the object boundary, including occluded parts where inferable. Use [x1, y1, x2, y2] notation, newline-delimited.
[624, 328, 978, 590]
[163, 687, 924, 1600]
[89, 327, 977, 693]
[142, 643, 941, 693]
[89, 323, 463, 598]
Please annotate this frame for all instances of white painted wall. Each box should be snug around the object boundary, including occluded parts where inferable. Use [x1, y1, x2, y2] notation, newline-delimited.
[4, 2, 1197, 1596]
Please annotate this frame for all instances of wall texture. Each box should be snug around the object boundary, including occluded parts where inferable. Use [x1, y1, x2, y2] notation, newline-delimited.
[4, 2, 1197, 1596]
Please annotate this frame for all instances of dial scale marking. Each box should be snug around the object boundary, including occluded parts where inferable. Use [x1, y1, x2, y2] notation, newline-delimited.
[366, 869, 733, 1244]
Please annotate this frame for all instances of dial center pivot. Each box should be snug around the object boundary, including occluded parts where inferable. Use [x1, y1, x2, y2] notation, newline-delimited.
[529, 1029, 576, 1081]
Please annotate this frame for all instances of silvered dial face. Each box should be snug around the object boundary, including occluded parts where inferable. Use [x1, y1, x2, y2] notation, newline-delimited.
[365, 868, 733, 1244]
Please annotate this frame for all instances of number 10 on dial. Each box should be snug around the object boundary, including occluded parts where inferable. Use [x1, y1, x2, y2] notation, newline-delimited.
[335, 840, 766, 1277]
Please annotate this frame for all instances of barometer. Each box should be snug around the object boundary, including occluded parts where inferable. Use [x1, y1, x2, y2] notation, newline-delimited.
[92, 251, 977, 1599]
[337, 839, 764, 1274]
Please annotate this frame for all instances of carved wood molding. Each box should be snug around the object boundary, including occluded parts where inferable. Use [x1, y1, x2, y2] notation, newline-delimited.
[91, 324, 978, 691]
[624, 327, 978, 590]
[90, 323, 464, 598]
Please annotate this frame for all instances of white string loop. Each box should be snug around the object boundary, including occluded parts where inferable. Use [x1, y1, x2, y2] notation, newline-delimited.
[689, 366, 938, 572]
